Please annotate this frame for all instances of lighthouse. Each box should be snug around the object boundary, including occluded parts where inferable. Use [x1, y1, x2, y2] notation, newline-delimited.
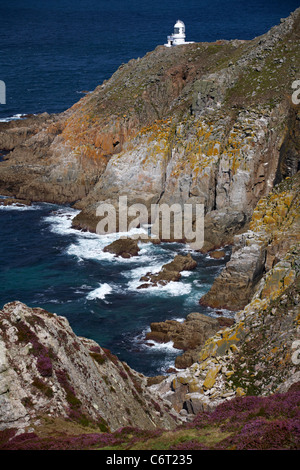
[165, 20, 194, 47]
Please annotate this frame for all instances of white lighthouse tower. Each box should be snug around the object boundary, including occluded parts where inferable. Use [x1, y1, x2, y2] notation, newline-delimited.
[165, 20, 194, 47]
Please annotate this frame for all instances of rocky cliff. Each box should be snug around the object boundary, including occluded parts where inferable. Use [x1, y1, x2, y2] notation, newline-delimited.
[0, 302, 182, 436]
[150, 172, 300, 415]
[0, 9, 299, 449]
[0, 9, 299, 244]
[201, 171, 300, 310]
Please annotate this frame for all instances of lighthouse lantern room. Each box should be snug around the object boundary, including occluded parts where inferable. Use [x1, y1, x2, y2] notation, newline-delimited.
[165, 20, 193, 47]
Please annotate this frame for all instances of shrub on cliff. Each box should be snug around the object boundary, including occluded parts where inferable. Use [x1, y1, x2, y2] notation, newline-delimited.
[1, 385, 299, 450]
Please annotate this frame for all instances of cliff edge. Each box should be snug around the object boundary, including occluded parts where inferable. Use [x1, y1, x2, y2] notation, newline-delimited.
[0, 302, 181, 435]
[0, 9, 299, 247]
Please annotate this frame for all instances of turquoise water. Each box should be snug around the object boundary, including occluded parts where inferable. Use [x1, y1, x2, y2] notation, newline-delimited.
[0, 203, 231, 375]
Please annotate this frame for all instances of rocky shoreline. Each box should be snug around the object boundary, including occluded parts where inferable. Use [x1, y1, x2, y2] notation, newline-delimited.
[145, 312, 234, 369]
[0, 9, 299, 241]
[138, 253, 198, 288]
[0, 8, 299, 446]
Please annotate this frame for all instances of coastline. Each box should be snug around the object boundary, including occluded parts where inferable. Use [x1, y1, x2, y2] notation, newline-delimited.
[0, 5, 299, 449]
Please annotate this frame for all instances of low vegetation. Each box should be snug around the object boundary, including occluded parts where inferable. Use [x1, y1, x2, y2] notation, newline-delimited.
[1, 384, 299, 450]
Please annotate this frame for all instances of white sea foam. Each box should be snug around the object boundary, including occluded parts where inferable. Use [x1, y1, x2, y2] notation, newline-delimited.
[126, 262, 165, 280]
[44, 209, 153, 264]
[86, 283, 112, 300]
[0, 113, 29, 122]
[148, 281, 192, 296]
[137, 327, 182, 353]
[66, 236, 155, 265]
[180, 270, 192, 277]
[0, 202, 41, 211]
[44, 209, 183, 274]
[43, 208, 81, 236]
[129, 278, 192, 296]
[67, 238, 115, 262]
[144, 340, 182, 353]
[44, 208, 197, 300]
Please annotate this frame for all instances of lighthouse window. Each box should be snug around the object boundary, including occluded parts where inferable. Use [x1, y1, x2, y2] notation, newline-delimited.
[174, 27, 180, 34]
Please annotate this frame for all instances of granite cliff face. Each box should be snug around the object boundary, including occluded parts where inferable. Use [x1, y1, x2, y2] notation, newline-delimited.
[201, 172, 300, 310]
[0, 10, 299, 448]
[150, 173, 300, 414]
[0, 302, 182, 435]
[0, 9, 299, 244]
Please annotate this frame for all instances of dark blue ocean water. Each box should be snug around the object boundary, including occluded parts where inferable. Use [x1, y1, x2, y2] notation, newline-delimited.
[0, 202, 232, 375]
[0, 0, 299, 118]
[0, 0, 299, 375]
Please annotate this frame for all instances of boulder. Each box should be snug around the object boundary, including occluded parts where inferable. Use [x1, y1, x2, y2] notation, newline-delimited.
[145, 312, 234, 368]
[103, 238, 140, 258]
[138, 254, 197, 288]
[209, 250, 226, 259]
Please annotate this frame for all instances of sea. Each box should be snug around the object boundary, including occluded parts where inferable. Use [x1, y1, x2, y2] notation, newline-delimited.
[0, 0, 299, 376]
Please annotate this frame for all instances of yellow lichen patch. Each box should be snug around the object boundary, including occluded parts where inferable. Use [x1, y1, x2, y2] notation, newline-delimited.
[214, 322, 246, 356]
[243, 298, 267, 316]
[203, 365, 222, 389]
[235, 387, 245, 397]
[198, 343, 216, 363]
[283, 270, 296, 288]
[225, 371, 235, 378]
[260, 263, 295, 301]
[249, 186, 297, 236]
[188, 379, 202, 393]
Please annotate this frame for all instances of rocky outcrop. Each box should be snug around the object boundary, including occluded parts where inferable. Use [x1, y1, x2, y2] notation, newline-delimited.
[138, 253, 197, 288]
[0, 10, 299, 247]
[200, 172, 300, 310]
[103, 238, 140, 258]
[0, 302, 182, 435]
[201, 210, 248, 253]
[145, 313, 234, 369]
[0, 113, 53, 151]
[150, 245, 300, 414]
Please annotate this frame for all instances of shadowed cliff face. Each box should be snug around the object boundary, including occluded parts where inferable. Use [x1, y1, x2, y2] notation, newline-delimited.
[0, 8, 299, 240]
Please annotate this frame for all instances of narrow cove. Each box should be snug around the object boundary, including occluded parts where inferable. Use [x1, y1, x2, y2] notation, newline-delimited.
[0, 201, 232, 376]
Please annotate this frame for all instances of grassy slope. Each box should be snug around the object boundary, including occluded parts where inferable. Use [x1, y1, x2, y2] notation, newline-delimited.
[1, 380, 299, 450]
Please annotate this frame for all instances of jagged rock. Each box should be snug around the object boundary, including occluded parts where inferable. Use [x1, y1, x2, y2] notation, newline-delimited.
[103, 238, 140, 258]
[184, 393, 219, 414]
[138, 254, 197, 288]
[0, 302, 181, 434]
[146, 312, 234, 368]
[200, 173, 300, 310]
[209, 250, 226, 259]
